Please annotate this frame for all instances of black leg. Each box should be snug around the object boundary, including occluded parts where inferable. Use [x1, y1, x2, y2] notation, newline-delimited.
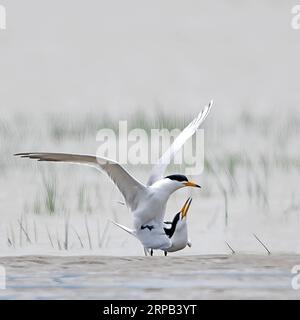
[150, 249, 153, 256]
[164, 251, 167, 256]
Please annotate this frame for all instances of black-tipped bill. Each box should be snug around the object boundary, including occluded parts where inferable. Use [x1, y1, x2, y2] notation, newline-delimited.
[184, 181, 201, 188]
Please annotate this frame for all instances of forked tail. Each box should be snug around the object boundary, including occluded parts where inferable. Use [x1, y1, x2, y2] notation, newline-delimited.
[109, 220, 136, 237]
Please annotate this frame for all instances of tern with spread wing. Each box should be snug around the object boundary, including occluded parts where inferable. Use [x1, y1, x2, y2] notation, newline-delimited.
[15, 101, 212, 254]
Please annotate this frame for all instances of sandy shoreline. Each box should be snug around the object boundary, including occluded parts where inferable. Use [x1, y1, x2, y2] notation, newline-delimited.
[0, 254, 299, 299]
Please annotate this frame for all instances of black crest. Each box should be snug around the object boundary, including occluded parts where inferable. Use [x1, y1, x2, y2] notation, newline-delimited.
[165, 174, 188, 182]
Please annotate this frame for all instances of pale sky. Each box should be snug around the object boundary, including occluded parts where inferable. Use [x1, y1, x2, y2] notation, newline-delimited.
[0, 0, 299, 116]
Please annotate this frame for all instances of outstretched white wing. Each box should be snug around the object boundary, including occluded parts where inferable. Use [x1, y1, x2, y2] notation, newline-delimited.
[147, 100, 213, 185]
[14, 152, 146, 210]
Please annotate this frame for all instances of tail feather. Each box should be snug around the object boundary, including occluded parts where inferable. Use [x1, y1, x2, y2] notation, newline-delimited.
[110, 220, 135, 237]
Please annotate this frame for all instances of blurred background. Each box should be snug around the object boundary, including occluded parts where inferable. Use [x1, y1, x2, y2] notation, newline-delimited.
[0, 0, 299, 115]
[0, 1, 299, 256]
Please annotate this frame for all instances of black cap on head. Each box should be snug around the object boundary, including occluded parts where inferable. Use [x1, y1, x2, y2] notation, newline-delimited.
[165, 174, 188, 182]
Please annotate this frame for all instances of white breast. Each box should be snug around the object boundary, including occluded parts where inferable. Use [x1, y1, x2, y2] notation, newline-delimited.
[166, 222, 188, 252]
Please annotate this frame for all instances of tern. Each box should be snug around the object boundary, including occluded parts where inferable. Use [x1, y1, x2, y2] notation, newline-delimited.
[15, 101, 212, 254]
[111, 197, 193, 256]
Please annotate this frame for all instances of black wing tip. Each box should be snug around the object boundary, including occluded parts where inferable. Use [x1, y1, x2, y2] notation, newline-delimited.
[14, 153, 43, 160]
[14, 153, 64, 162]
[14, 153, 32, 158]
[14, 153, 27, 156]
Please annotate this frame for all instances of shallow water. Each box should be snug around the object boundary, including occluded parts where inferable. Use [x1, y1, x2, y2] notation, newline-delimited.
[0, 254, 299, 299]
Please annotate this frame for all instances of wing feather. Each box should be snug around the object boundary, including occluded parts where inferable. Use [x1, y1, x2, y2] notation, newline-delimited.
[14, 152, 146, 210]
[147, 100, 213, 185]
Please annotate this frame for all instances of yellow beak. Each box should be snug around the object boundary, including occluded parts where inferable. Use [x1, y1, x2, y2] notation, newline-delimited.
[184, 181, 201, 188]
[181, 197, 193, 219]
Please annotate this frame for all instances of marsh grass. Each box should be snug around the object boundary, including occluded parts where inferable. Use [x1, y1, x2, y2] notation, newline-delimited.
[64, 213, 70, 250]
[19, 215, 23, 247]
[7, 232, 13, 247]
[5, 214, 114, 251]
[283, 193, 300, 222]
[23, 109, 299, 229]
[44, 110, 194, 143]
[18, 217, 32, 244]
[85, 214, 92, 250]
[98, 220, 110, 248]
[33, 220, 38, 243]
[253, 233, 271, 255]
[56, 229, 62, 250]
[9, 222, 16, 248]
[206, 158, 229, 227]
[77, 184, 92, 213]
[33, 196, 41, 215]
[225, 241, 236, 255]
[46, 225, 54, 248]
[42, 175, 57, 215]
[1, 107, 299, 253]
[72, 226, 84, 248]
